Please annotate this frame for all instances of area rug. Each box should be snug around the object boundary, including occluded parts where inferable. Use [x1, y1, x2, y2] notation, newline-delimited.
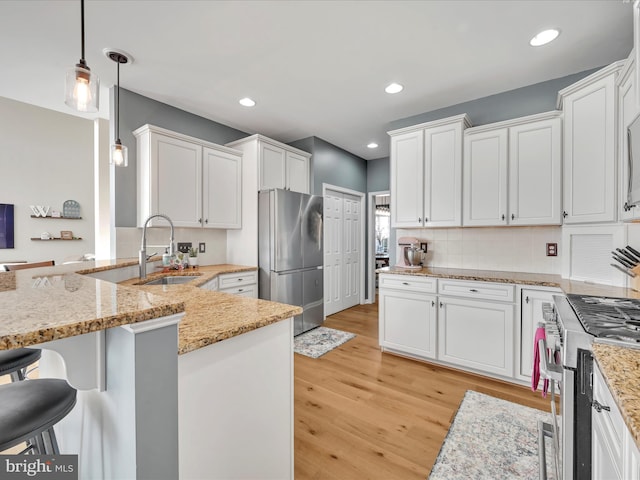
[294, 326, 356, 358]
[429, 390, 557, 480]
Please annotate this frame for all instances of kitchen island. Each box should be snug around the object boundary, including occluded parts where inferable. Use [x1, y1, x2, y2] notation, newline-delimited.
[0, 260, 301, 480]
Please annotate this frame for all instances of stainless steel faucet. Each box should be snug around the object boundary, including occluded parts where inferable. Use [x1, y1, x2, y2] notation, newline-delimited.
[139, 214, 175, 279]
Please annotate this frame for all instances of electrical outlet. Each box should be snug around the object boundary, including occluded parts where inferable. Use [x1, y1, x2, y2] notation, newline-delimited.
[546, 243, 558, 257]
[199, 242, 206, 253]
[177, 242, 192, 254]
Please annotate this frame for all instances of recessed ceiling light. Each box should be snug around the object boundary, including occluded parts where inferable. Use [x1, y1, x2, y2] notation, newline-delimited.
[367, 142, 379, 149]
[529, 29, 560, 47]
[239, 97, 256, 107]
[385, 83, 403, 94]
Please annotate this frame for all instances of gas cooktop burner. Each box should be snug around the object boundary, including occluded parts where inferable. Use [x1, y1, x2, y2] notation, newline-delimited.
[566, 294, 640, 341]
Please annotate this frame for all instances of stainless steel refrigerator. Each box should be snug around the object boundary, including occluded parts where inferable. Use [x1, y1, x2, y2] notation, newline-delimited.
[258, 189, 324, 336]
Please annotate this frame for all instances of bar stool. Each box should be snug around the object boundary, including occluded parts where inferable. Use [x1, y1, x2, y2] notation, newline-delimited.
[0, 379, 77, 454]
[0, 348, 42, 381]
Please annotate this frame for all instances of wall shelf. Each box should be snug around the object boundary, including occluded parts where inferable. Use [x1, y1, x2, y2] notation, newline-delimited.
[30, 238, 83, 241]
[30, 216, 82, 220]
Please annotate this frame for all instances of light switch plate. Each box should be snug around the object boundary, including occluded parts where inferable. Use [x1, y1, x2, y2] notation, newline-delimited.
[199, 242, 206, 253]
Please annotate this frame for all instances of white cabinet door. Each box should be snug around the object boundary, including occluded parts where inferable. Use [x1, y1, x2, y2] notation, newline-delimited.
[509, 118, 562, 225]
[390, 130, 424, 228]
[203, 147, 242, 229]
[285, 151, 309, 194]
[438, 296, 514, 377]
[424, 122, 463, 227]
[619, 60, 639, 221]
[593, 364, 625, 480]
[463, 128, 508, 226]
[259, 143, 286, 190]
[563, 72, 617, 223]
[379, 289, 437, 359]
[518, 289, 558, 382]
[148, 133, 202, 228]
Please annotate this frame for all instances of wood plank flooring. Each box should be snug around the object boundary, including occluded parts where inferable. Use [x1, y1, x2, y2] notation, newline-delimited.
[294, 299, 552, 479]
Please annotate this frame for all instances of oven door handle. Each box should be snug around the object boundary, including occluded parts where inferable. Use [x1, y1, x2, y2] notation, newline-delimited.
[538, 338, 563, 383]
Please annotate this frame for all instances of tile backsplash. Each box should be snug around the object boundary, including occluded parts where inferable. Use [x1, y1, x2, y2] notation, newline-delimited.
[396, 226, 562, 274]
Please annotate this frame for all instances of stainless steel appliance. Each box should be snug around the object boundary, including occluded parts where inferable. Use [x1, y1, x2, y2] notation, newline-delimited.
[258, 189, 324, 336]
[396, 236, 424, 268]
[540, 294, 640, 480]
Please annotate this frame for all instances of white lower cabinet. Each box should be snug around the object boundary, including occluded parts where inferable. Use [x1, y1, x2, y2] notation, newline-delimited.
[437, 296, 514, 378]
[592, 363, 640, 480]
[379, 274, 438, 359]
[218, 270, 258, 298]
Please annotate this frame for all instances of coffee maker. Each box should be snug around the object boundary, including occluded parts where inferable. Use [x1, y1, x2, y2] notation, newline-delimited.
[397, 237, 425, 269]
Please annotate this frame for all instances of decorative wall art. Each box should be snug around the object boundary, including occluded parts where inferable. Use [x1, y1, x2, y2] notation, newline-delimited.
[0, 204, 15, 249]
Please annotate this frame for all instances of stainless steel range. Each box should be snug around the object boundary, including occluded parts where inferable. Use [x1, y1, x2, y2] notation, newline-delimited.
[541, 294, 640, 480]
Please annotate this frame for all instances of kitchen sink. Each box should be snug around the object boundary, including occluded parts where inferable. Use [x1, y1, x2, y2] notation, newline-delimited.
[141, 275, 198, 286]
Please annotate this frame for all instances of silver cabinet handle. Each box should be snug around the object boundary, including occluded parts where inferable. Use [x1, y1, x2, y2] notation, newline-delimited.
[238, 288, 244, 292]
[501, 214, 505, 221]
[439, 302, 443, 308]
[511, 213, 515, 220]
[418, 217, 421, 223]
[592, 400, 610, 413]
[238, 278, 243, 282]
[431, 300, 435, 307]
[469, 288, 478, 292]
[425, 217, 428, 223]
[402, 282, 409, 285]
[526, 296, 530, 304]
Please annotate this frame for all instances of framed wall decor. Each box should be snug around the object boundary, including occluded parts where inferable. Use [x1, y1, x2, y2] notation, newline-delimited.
[0, 204, 15, 249]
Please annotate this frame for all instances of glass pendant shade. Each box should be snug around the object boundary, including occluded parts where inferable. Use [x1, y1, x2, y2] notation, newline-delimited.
[65, 64, 99, 112]
[110, 141, 128, 167]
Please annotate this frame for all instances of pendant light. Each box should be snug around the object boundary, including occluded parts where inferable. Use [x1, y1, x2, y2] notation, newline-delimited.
[65, 0, 99, 112]
[105, 50, 131, 167]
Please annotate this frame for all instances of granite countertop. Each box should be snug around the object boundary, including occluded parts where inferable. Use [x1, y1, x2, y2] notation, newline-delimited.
[0, 261, 301, 355]
[377, 266, 640, 298]
[592, 343, 640, 450]
[0, 262, 184, 350]
[118, 265, 302, 355]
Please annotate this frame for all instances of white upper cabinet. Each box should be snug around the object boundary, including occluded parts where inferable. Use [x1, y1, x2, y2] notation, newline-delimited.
[250, 139, 310, 194]
[135, 124, 243, 229]
[389, 114, 470, 228]
[463, 111, 562, 227]
[390, 129, 424, 228]
[463, 127, 509, 226]
[559, 61, 623, 224]
[203, 147, 242, 229]
[618, 55, 639, 222]
[509, 117, 562, 225]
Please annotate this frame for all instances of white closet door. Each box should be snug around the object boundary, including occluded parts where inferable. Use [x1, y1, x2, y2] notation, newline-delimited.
[324, 189, 363, 316]
[324, 192, 343, 316]
[342, 193, 361, 311]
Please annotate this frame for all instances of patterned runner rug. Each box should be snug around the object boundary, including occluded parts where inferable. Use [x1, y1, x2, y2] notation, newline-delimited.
[294, 326, 356, 358]
[429, 390, 557, 480]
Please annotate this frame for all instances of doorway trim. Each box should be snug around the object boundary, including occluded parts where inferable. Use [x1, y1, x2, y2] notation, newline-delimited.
[322, 183, 367, 313]
[367, 190, 390, 304]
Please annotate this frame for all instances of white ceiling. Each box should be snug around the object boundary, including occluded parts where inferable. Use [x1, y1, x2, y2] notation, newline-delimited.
[0, 0, 633, 160]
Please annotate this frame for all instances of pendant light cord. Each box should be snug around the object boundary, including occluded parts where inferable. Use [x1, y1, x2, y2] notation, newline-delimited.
[80, 0, 86, 63]
[116, 59, 120, 142]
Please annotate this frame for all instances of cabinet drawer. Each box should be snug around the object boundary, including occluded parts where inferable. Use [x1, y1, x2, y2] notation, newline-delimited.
[378, 274, 437, 294]
[219, 284, 257, 298]
[438, 279, 514, 302]
[218, 271, 257, 289]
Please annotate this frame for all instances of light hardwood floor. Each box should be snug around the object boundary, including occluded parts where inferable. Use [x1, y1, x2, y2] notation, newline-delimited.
[294, 299, 552, 479]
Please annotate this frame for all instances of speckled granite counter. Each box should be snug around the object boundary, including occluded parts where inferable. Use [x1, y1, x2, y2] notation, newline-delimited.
[593, 343, 640, 450]
[0, 262, 301, 355]
[118, 265, 302, 355]
[377, 266, 640, 298]
[0, 263, 185, 350]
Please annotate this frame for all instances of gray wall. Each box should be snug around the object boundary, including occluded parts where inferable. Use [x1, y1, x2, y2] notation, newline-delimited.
[388, 67, 601, 132]
[289, 137, 367, 195]
[367, 157, 390, 192]
[114, 88, 249, 227]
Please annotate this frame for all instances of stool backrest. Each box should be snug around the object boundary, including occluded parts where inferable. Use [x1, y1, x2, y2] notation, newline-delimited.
[6, 261, 55, 271]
